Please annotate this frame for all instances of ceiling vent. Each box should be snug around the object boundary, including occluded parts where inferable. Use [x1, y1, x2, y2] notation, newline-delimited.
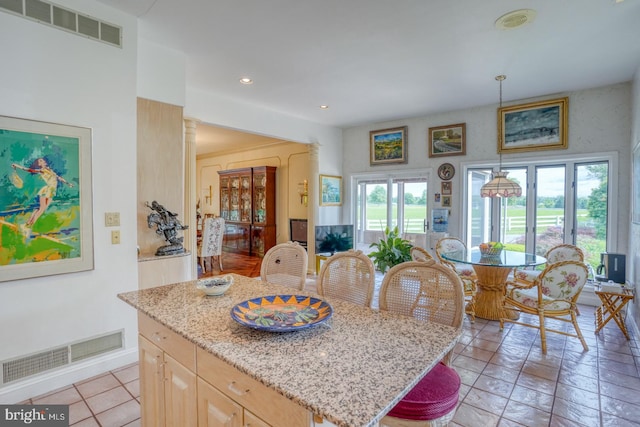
[0, 0, 122, 47]
[495, 9, 537, 30]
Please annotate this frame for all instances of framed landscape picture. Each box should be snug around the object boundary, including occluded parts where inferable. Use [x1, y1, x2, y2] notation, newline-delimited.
[499, 97, 568, 154]
[320, 174, 342, 206]
[370, 126, 407, 165]
[0, 115, 94, 282]
[428, 123, 466, 157]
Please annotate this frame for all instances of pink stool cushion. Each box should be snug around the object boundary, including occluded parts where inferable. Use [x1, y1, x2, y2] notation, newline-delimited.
[387, 363, 460, 420]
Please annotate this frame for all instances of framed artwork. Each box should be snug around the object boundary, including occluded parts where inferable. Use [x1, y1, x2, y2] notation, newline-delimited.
[0, 115, 94, 282]
[437, 163, 455, 181]
[442, 196, 452, 207]
[319, 174, 342, 206]
[428, 123, 466, 157]
[370, 126, 407, 165]
[441, 181, 452, 196]
[498, 97, 568, 154]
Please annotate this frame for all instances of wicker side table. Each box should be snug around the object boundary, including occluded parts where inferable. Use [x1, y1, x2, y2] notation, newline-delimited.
[595, 284, 634, 340]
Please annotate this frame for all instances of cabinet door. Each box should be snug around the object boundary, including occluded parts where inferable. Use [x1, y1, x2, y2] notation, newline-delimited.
[244, 410, 270, 427]
[220, 176, 230, 220]
[164, 353, 198, 427]
[197, 378, 243, 427]
[139, 336, 165, 427]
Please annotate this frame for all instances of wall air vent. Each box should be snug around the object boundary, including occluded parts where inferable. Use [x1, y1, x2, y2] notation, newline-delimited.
[0, 0, 122, 47]
[1, 330, 124, 385]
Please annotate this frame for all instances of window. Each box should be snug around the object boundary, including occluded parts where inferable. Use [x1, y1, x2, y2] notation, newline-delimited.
[463, 154, 616, 269]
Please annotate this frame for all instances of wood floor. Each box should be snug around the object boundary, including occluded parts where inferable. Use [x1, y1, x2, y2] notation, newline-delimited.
[198, 251, 262, 278]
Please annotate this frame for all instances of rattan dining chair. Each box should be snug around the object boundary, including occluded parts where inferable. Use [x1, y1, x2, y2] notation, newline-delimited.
[260, 241, 308, 290]
[197, 216, 225, 273]
[435, 237, 477, 322]
[512, 243, 584, 286]
[316, 249, 375, 308]
[410, 246, 434, 262]
[501, 260, 589, 354]
[379, 260, 464, 427]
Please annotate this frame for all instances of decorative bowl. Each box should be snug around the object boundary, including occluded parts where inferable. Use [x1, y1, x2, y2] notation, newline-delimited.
[196, 275, 234, 296]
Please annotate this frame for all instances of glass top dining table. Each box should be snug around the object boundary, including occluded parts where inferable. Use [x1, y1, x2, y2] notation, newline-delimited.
[441, 249, 547, 320]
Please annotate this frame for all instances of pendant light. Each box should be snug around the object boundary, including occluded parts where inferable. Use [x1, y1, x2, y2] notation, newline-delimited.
[480, 75, 522, 198]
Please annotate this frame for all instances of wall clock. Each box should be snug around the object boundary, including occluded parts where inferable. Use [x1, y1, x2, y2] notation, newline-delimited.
[438, 163, 455, 181]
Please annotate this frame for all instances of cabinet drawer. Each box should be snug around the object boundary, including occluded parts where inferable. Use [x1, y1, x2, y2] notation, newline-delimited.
[197, 348, 310, 427]
[139, 313, 196, 371]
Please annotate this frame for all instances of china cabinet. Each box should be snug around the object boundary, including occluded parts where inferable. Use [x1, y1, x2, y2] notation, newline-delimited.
[218, 166, 276, 257]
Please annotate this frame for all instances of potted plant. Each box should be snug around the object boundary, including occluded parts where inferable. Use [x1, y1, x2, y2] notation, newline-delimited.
[368, 226, 413, 273]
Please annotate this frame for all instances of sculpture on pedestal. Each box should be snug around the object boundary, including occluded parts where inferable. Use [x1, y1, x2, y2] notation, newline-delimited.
[146, 201, 188, 256]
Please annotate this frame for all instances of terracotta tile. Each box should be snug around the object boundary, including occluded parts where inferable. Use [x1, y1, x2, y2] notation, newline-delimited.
[460, 345, 495, 362]
[123, 419, 141, 427]
[452, 402, 501, 427]
[509, 385, 553, 412]
[462, 387, 508, 416]
[549, 414, 592, 427]
[453, 354, 488, 374]
[69, 401, 93, 425]
[600, 380, 640, 405]
[76, 373, 120, 399]
[94, 400, 140, 427]
[71, 417, 100, 427]
[501, 400, 551, 427]
[601, 394, 640, 423]
[521, 360, 560, 382]
[456, 366, 482, 387]
[112, 364, 140, 384]
[552, 397, 601, 426]
[497, 419, 527, 427]
[124, 378, 140, 398]
[85, 386, 133, 414]
[601, 412, 640, 427]
[555, 382, 600, 410]
[473, 374, 515, 399]
[482, 363, 520, 384]
[558, 370, 599, 394]
[32, 386, 82, 405]
[516, 372, 556, 395]
[599, 370, 640, 391]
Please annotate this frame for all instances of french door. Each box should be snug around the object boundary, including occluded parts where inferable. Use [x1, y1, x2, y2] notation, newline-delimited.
[465, 157, 613, 269]
[355, 176, 428, 253]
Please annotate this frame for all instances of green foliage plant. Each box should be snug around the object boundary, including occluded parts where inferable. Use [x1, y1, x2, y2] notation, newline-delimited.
[368, 226, 413, 273]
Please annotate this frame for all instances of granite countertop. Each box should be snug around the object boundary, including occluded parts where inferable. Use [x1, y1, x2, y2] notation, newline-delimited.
[118, 274, 461, 427]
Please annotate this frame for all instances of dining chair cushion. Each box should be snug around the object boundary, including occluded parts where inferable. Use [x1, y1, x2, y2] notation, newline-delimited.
[507, 286, 572, 311]
[386, 362, 460, 420]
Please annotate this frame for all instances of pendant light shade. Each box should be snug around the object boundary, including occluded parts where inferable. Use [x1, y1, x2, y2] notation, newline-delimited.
[481, 75, 522, 198]
[480, 171, 522, 197]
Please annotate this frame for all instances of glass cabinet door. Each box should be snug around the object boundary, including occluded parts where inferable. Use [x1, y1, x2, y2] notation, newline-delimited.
[240, 174, 251, 222]
[230, 176, 240, 221]
[253, 171, 267, 224]
[220, 176, 230, 220]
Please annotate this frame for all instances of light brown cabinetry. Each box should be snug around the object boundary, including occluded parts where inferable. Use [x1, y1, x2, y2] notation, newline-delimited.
[138, 313, 310, 427]
[218, 166, 276, 257]
[138, 315, 197, 427]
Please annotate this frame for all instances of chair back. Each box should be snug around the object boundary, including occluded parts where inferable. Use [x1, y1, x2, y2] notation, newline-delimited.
[410, 246, 433, 262]
[435, 237, 466, 264]
[198, 217, 225, 257]
[260, 241, 308, 290]
[537, 260, 588, 303]
[546, 244, 584, 264]
[380, 260, 465, 331]
[317, 250, 375, 307]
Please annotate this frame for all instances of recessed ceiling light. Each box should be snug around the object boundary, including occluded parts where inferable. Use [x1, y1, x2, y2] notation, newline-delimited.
[319, 105, 329, 110]
[239, 77, 253, 85]
[495, 9, 537, 30]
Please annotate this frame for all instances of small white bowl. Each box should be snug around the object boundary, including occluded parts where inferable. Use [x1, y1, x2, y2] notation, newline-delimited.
[196, 275, 234, 296]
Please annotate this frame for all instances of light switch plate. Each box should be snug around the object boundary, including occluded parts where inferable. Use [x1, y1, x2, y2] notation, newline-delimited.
[105, 212, 120, 227]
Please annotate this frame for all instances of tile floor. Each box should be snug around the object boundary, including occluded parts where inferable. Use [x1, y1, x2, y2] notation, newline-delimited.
[22, 255, 640, 426]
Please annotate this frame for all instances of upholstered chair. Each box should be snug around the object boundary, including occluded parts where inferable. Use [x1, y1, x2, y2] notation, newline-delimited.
[435, 237, 477, 322]
[197, 217, 225, 272]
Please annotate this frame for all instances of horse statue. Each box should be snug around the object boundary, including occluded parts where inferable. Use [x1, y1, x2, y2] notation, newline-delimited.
[146, 201, 189, 256]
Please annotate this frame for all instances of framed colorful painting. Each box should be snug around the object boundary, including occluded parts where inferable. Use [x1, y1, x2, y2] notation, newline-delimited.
[0, 115, 94, 282]
[370, 126, 407, 165]
[498, 97, 568, 154]
[428, 123, 466, 157]
[319, 174, 342, 206]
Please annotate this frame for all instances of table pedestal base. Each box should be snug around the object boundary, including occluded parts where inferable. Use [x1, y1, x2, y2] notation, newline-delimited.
[472, 265, 518, 321]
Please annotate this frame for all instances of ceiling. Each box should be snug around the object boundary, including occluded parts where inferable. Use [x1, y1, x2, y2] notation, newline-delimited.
[96, 0, 640, 155]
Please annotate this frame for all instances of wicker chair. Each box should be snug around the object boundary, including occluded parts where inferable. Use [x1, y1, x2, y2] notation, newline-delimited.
[512, 244, 584, 286]
[260, 241, 308, 290]
[410, 246, 434, 262]
[435, 237, 477, 322]
[500, 260, 589, 354]
[379, 260, 464, 427]
[317, 250, 375, 308]
[197, 217, 225, 273]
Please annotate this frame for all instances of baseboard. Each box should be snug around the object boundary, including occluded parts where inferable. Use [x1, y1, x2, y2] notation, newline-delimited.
[0, 348, 138, 404]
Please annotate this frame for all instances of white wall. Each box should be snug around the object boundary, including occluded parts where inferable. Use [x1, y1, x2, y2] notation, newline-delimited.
[629, 67, 640, 328]
[0, 0, 139, 402]
[342, 83, 632, 254]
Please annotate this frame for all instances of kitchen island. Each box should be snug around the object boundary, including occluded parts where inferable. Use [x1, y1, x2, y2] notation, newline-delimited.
[118, 274, 461, 427]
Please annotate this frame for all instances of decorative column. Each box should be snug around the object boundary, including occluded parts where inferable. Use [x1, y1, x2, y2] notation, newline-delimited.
[308, 142, 320, 275]
[184, 117, 199, 279]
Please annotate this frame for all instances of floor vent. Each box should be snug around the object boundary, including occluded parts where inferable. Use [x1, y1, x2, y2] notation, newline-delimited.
[1, 330, 123, 386]
[0, 0, 122, 48]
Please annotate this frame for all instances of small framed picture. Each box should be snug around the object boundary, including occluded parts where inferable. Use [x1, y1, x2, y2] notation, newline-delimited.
[441, 181, 452, 196]
[319, 174, 342, 206]
[434, 193, 441, 203]
[442, 196, 452, 207]
[370, 126, 408, 165]
[428, 123, 466, 157]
